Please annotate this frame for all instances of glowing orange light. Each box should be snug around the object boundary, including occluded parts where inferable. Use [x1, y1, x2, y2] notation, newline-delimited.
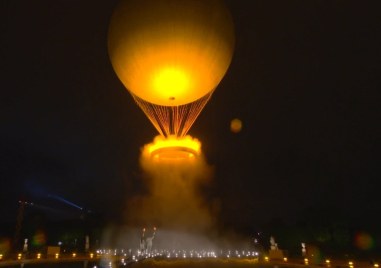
[153, 68, 190, 100]
[354, 232, 374, 250]
[108, 0, 234, 106]
[108, 0, 235, 137]
[230, 118, 243, 133]
[144, 135, 201, 161]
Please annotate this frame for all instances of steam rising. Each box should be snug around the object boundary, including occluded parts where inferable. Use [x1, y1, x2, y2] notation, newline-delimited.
[124, 135, 216, 248]
[100, 136, 253, 252]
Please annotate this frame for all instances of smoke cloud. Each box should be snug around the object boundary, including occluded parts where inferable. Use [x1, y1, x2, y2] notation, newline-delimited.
[101, 136, 252, 251]
[123, 136, 216, 246]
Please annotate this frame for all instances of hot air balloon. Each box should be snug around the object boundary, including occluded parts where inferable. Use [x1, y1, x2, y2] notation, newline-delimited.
[108, 0, 235, 138]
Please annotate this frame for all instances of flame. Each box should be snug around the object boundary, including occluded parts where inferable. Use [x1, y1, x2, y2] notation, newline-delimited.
[143, 135, 201, 161]
[153, 67, 190, 101]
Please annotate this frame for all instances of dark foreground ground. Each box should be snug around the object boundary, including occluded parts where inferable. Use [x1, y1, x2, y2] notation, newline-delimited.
[0, 258, 379, 268]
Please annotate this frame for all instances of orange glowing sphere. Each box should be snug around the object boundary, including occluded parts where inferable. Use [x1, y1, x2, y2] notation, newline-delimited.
[108, 0, 234, 106]
[230, 118, 243, 133]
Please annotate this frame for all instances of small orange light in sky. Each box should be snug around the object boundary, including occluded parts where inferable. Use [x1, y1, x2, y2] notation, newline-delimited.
[230, 118, 243, 133]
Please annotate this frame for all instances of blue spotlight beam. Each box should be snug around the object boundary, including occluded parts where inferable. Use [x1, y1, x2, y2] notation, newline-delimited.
[48, 194, 83, 210]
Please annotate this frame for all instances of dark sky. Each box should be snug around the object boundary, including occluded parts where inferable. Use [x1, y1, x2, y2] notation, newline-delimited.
[1, 1, 380, 230]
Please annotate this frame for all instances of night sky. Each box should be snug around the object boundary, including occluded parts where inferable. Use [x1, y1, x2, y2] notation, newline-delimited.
[1, 1, 380, 231]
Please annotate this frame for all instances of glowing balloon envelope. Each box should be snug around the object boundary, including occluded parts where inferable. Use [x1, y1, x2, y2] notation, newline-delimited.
[108, 0, 234, 137]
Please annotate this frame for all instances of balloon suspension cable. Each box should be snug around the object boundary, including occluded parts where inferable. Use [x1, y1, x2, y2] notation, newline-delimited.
[132, 91, 214, 138]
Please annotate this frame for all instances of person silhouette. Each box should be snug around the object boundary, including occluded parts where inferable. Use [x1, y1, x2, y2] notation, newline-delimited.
[145, 227, 156, 254]
[139, 228, 146, 255]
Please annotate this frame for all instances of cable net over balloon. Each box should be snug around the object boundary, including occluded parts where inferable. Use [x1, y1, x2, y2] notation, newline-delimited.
[132, 91, 213, 138]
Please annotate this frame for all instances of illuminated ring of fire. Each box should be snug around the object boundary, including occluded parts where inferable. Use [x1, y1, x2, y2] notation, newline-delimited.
[151, 146, 198, 160]
[147, 136, 201, 160]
